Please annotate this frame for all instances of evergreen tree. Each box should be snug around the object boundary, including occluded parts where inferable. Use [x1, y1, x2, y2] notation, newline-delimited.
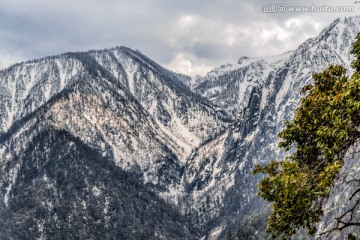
[254, 33, 360, 239]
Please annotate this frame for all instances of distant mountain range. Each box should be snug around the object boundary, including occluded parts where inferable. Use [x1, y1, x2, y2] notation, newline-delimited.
[1, 16, 360, 239]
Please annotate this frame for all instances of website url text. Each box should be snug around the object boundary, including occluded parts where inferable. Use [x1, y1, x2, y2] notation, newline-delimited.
[261, 5, 354, 13]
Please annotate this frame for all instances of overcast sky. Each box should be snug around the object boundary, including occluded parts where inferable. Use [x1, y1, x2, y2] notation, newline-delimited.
[0, 0, 359, 76]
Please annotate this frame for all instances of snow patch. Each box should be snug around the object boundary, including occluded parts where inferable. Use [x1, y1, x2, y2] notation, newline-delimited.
[4, 162, 20, 207]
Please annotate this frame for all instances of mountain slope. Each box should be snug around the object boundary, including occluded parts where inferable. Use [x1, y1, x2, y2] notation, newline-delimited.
[0, 42, 232, 239]
[0, 128, 196, 240]
[0, 56, 184, 194]
[180, 16, 360, 237]
[90, 47, 231, 156]
[193, 51, 292, 118]
[0, 46, 231, 196]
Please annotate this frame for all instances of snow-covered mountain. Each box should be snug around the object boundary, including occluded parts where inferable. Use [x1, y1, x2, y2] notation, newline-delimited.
[0, 47, 230, 238]
[1, 16, 360, 239]
[181, 16, 360, 238]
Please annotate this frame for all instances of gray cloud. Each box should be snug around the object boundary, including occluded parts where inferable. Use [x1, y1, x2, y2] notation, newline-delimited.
[0, 0, 359, 75]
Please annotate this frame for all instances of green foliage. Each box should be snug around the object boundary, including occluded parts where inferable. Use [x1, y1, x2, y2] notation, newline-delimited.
[254, 33, 360, 239]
